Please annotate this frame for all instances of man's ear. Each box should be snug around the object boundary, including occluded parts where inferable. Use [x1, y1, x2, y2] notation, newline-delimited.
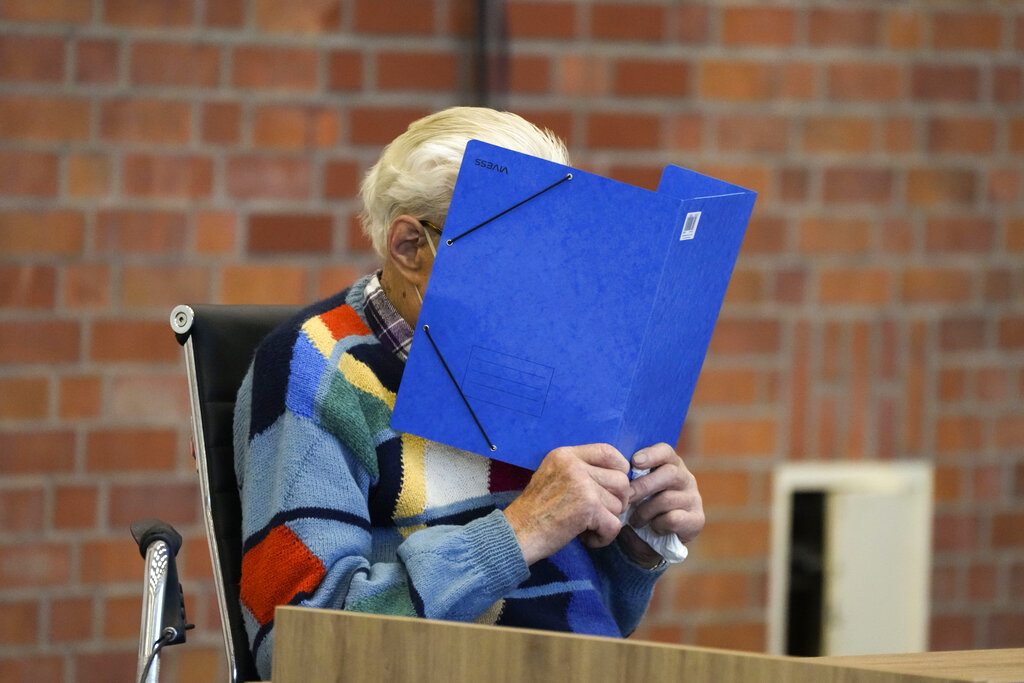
[386, 214, 430, 279]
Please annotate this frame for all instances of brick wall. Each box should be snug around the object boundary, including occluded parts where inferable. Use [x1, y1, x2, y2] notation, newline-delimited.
[1, 1, 1021, 680]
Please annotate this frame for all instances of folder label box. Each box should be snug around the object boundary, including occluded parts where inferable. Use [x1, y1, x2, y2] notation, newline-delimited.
[391, 140, 757, 471]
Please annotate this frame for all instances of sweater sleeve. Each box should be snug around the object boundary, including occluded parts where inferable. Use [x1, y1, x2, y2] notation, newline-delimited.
[587, 538, 665, 636]
[233, 365, 530, 679]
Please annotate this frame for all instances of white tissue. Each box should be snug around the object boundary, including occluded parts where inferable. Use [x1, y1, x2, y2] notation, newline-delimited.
[619, 468, 689, 565]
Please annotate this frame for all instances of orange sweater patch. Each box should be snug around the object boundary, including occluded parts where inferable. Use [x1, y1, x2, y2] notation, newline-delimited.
[240, 524, 326, 626]
[320, 304, 371, 341]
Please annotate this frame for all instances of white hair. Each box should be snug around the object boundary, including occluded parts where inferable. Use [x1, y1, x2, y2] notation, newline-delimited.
[359, 107, 570, 258]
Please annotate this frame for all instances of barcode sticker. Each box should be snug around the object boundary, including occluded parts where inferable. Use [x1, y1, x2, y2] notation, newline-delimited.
[680, 211, 701, 241]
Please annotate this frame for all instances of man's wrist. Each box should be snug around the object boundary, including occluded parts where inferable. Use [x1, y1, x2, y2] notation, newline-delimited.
[616, 526, 665, 570]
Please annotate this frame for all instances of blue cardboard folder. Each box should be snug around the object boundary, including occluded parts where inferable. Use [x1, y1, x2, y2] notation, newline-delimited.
[390, 140, 757, 471]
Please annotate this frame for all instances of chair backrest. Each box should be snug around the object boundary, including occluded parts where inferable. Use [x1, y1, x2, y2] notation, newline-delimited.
[171, 304, 300, 683]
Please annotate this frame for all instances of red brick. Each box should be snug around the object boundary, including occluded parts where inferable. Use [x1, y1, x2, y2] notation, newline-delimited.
[202, 100, 241, 145]
[58, 375, 101, 420]
[932, 12, 1001, 49]
[324, 159, 360, 199]
[89, 319, 178, 363]
[75, 652, 136, 683]
[0, 377, 49, 420]
[0, 35, 64, 81]
[75, 38, 119, 83]
[0, 432, 75, 475]
[586, 112, 660, 149]
[989, 613, 1024, 648]
[912, 64, 980, 102]
[100, 98, 191, 144]
[886, 11, 923, 49]
[104, 0, 192, 27]
[994, 65, 1022, 104]
[227, 156, 314, 200]
[103, 595, 143, 639]
[54, 485, 99, 529]
[988, 169, 1021, 203]
[328, 49, 364, 91]
[252, 105, 341, 148]
[559, 55, 610, 96]
[377, 51, 458, 91]
[932, 465, 962, 501]
[130, 41, 220, 86]
[1013, 118, 1024, 153]
[673, 571, 750, 610]
[803, 117, 873, 153]
[317, 266, 364, 299]
[109, 481, 198, 526]
[255, 0, 340, 33]
[68, 152, 113, 197]
[722, 7, 796, 46]
[0, 487, 44, 534]
[0, 0, 90, 21]
[350, 106, 432, 145]
[799, 216, 872, 254]
[0, 600, 39, 644]
[507, 2, 577, 39]
[935, 416, 985, 453]
[110, 373, 189, 421]
[232, 46, 318, 91]
[722, 269, 763, 305]
[0, 320, 80, 364]
[614, 58, 690, 97]
[884, 117, 917, 154]
[354, 0, 434, 34]
[0, 542, 71, 587]
[0, 265, 55, 309]
[708, 317, 780, 356]
[808, 8, 879, 46]
[700, 418, 776, 457]
[822, 167, 893, 204]
[902, 268, 973, 303]
[928, 117, 996, 154]
[120, 265, 210, 309]
[196, 210, 238, 254]
[689, 469, 753, 509]
[993, 512, 1024, 548]
[695, 621, 765, 652]
[925, 217, 994, 252]
[1008, 218, 1024, 252]
[701, 61, 774, 101]
[939, 316, 986, 352]
[1000, 316, 1024, 349]
[220, 265, 308, 305]
[819, 268, 891, 305]
[123, 154, 214, 198]
[976, 370, 1010, 402]
[907, 169, 977, 206]
[934, 513, 980, 551]
[96, 210, 187, 252]
[930, 614, 976, 651]
[697, 518, 769, 559]
[85, 428, 177, 473]
[717, 115, 788, 153]
[63, 264, 111, 309]
[205, 0, 243, 27]
[346, 214, 375, 253]
[509, 54, 551, 94]
[80, 539, 141, 583]
[0, 151, 58, 196]
[591, 4, 665, 41]
[248, 213, 333, 254]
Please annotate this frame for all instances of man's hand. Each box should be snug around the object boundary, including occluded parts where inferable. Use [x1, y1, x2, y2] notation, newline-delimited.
[626, 443, 705, 544]
[504, 444, 630, 566]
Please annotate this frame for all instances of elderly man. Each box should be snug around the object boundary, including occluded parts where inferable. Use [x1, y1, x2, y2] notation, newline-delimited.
[233, 107, 705, 678]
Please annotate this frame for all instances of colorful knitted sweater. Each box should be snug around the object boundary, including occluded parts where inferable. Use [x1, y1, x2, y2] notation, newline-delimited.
[233, 275, 662, 679]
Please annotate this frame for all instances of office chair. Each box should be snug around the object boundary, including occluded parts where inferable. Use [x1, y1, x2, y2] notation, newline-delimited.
[170, 304, 300, 683]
